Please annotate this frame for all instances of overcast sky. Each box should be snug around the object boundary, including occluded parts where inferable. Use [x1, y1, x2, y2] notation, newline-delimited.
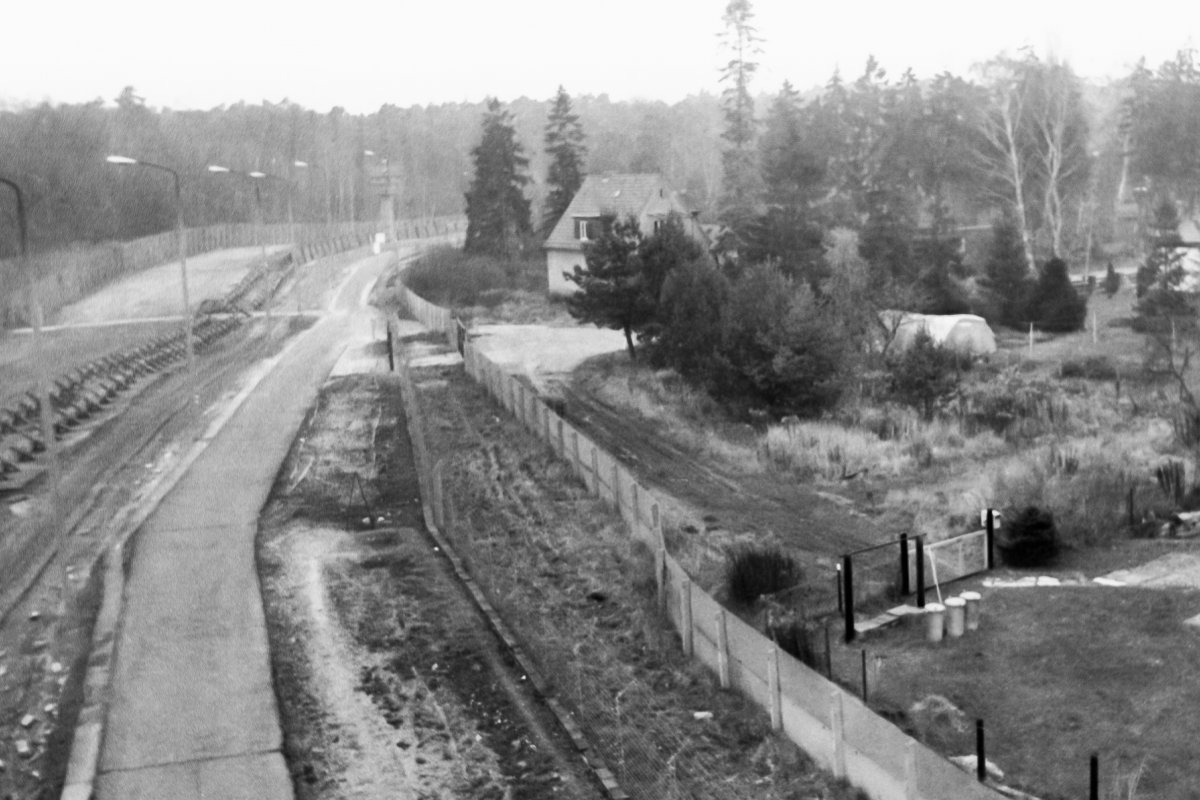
[4, 0, 1194, 113]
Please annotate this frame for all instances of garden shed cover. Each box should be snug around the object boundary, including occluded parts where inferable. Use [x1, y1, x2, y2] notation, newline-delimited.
[884, 312, 997, 356]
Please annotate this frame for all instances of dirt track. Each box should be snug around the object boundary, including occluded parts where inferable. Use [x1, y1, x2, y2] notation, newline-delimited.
[556, 376, 888, 596]
[257, 373, 605, 800]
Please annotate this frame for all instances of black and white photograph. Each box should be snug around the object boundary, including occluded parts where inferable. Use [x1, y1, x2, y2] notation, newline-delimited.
[1, 2, 1198, 798]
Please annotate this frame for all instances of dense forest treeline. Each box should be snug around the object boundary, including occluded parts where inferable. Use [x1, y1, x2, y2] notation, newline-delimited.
[0, 86, 726, 259]
[2, 43, 1199, 264]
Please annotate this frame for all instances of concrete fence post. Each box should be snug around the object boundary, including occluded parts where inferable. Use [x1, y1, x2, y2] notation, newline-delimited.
[631, 483, 640, 527]
[572, 431, 580, 477]
[652, 503, 665, 550]
[716, 609, 730, 689]
[905, 740, 919, 800]
[591, 447, 600, 497]
[518, 385, 525, 426]
[656, 547, 667, 616]
[830, 689, 847, 779]
[612, 463, 621, 510]
[557, 418, 565, 457]
[768, 644, 782, 732]
[680, 576, 693, 657]
[543, 404, 551, 446]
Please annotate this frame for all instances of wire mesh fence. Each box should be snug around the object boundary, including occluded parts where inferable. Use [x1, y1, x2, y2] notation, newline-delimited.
[844, 539, 907, 621]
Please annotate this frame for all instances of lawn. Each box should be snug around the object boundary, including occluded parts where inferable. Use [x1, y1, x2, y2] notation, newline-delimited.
[844, 572, 1200, 800]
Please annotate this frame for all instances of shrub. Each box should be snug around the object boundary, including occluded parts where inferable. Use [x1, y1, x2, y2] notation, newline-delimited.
[769, 619, 819, 668]
[710, 265, 852, 417]
[725, 545, 800, 606]
[997, 506, 1060, 567]
[1103, 262, 1121, 297]
[1155, 459, 1186, 506]
[1060, 356, 1118, 380]
[403, 244, 508, 306]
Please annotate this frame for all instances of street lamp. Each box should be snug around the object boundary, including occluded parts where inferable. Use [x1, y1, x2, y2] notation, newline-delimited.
[0, 176, 57, 469]
[293, 160, 333, 227]
[1, 175, 63, 589]
[105, 155, 194, 376]
[208, 165, 293, 326]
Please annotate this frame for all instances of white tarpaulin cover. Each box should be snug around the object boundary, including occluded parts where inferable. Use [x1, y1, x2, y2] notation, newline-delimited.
[882, 311, 997, 356]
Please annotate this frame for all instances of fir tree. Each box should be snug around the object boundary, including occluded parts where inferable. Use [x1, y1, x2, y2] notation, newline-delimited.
[464, 98, 532, 258]
[717, 0, 763, 237]
[542, 86, 587, 236]
[759, 81, 822, 208]
[1029, 257, 1087, 332]
[985, 212, 1032, 327]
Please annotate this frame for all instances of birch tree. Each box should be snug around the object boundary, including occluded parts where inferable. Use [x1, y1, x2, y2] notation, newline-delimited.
[974, 57, 1038, 272]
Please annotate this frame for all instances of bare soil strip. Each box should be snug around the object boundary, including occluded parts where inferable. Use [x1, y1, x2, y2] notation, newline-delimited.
[258, 373, 607, 799]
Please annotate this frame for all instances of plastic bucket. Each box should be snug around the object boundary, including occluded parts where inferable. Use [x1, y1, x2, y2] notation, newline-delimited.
[945, 596, 966, 638]
[961, 591, 982, 631]
[925, 603, 946, 643]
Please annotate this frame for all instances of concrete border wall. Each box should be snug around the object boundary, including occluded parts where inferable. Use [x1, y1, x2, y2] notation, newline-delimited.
[397, 280, 1006, 800]
[0, 216, 465, 327]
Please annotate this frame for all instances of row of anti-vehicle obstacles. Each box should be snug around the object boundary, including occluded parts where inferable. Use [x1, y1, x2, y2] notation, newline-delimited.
[0, 301, 260, 486]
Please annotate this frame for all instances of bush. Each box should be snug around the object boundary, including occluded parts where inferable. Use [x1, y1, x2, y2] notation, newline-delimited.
[997, 506, 1060, 567]
[1103, 262, 1121, 297]
[709, 264, 852, 417]
[1060, 356, 1117, 380]
[403, 245, 508, 306]
[725, 545, 800, 606]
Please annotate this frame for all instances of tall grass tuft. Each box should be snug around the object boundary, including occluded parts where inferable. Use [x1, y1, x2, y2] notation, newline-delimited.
[991, 443, 1162, 547]
[725, 545, 800, 607]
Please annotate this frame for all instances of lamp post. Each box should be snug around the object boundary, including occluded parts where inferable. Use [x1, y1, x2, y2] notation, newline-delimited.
[208, 165, 294, 328]
[364, 149, 398, 243]
[0, 175, 57, 463]
[105, 155, 194, 376]
[293, 160, 334, 228]
[2, 175, 62, 586]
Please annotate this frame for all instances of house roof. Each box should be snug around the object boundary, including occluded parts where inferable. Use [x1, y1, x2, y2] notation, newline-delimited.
[544, 173, 693, 251]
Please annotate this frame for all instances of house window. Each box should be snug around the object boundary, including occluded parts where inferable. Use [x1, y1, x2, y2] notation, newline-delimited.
[575, 217, 609, 241]
[652, 219, 664, 234]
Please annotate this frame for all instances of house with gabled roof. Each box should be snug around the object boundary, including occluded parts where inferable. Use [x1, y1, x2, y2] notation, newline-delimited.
[544, 173, 708, 296]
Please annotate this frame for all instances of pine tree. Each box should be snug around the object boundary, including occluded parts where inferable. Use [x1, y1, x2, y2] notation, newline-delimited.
[564, 215, 647, 359]
[565, 214, 702, 359]
[542, 86, 587, 236]
[717, 0, 763, 237]
[464, 98, 532, 258]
